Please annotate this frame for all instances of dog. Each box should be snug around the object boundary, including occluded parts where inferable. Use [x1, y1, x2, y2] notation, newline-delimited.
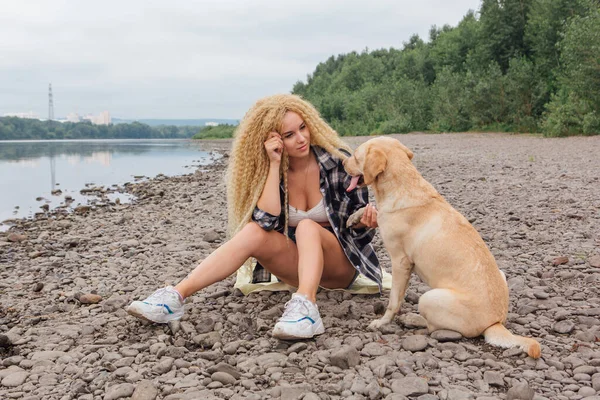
[343, 137, 541, 358]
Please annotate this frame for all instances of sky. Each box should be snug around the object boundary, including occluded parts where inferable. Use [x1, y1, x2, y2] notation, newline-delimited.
[0, 0, 482, 120]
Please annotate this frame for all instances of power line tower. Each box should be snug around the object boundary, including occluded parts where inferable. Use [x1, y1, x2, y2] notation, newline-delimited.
[48, 83, 54, 121]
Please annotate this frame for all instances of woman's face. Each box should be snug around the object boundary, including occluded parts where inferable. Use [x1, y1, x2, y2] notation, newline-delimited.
[281, 111, 310, 158]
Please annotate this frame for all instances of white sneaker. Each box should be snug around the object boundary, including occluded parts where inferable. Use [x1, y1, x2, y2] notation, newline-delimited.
[272, 293, 325, 340]
[126, 286, 184, 323]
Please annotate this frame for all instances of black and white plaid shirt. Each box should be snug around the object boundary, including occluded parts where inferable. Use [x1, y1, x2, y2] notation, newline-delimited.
[251, 145, 382, 291]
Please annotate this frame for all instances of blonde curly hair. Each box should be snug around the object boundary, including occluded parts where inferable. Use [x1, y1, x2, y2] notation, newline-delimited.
[226, 94, 351, 239]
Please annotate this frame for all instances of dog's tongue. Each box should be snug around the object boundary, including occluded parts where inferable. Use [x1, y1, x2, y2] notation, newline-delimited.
[346, 175, 361, 192]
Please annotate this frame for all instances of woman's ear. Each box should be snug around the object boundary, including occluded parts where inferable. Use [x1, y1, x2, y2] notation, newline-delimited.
[363, 147, 387, 185]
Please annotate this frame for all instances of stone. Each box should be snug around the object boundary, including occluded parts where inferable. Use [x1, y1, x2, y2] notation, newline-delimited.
[483, 370, 505, 387]
[7, 233, 27, 242]
[506, 382, 535, 400]
[588, 255, 600, 268]
[553, 320, 575, 334]
[391, 377, 428, 397]
[211, 371, 236, 385]
[79, 293, 103, 304]
[552, 256, 569, 266]
[447, 389, 474, 400]
[431, 329, 463, 342]
[105, 383, 135, 400]
[399, 313, 428, 328]
[1, 371, 29, 387]
[0, 334, 11, 348]
[402, 335, 428, 352]
[152, 357, 174, 374]
[330, 345, 360, 369]
[193, 331, 221, 348]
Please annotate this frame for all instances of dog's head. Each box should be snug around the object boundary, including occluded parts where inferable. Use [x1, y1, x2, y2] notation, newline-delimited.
[343, 137, 413, 191]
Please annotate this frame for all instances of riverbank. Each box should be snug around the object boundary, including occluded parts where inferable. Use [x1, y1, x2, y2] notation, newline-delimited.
[1, 133, 599, 399]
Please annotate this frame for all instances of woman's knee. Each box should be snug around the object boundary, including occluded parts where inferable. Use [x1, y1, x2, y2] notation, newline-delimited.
[237, 222, 269, 247]
[295, 219, 323, 242]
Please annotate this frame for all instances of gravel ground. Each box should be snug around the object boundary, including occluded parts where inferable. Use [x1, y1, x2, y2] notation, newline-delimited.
[1, 133, 599, 400]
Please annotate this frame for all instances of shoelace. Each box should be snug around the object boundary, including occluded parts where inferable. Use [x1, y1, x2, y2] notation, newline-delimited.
[281, 297, 311, 319]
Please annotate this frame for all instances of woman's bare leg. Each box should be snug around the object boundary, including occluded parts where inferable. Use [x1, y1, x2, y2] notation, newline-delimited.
[291, 219, 356, 303]
[175, 222, 298, 298]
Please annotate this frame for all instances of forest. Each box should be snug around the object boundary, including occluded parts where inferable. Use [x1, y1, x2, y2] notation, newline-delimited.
[293, 0, 599, 136]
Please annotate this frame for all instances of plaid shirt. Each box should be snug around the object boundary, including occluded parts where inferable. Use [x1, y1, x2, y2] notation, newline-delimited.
[251, 145, 382, 291]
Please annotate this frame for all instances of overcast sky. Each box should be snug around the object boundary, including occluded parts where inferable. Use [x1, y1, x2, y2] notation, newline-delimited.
[0, 0, 481, 120]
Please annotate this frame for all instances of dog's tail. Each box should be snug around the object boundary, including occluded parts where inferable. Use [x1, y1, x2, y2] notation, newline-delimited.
[483, 323, 541, 359]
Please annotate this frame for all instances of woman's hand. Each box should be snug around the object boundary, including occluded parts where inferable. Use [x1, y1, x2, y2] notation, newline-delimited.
[264, 131, 283, 165]
[359, 203, 378, 229]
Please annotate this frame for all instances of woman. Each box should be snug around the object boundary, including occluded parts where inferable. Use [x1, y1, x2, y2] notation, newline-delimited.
[126, 94, 381, 340]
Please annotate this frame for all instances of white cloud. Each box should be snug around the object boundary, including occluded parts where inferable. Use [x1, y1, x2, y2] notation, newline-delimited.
[0, 0, 481, 119]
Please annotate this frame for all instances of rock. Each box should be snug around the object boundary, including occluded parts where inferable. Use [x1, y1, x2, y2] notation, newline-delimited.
[579, 387, 596, 397]
[193, 332, 221, 348]
[105, 383, 135, 400]
[74, 205, 91, 214]
[1, 371, 28, 387]
[132, 380, 158, 400]
[402, 335, 428, 352]
[391, 377, 428, 397]
[399, 312, 428, 328]
[203, 229, 221, 243]
[208, 362, 242, 379]
[330, 345, 360, 369]
[279, 384, 311, 400]
[30, 351, 67, 362]
[589, 255, 600, 268]
[7, 233, 27, 242]
[506, 382, 535, 400]
[553, 320, 575, 334]
[552, 256, 569, 266]
[483, 370, 505, 386]
[79, 293, 103, 304]
[447, 389, 474, 400]
[0, 334, 11, 348]
[211, 371, 236, 385]
[152, 357, 174, 374]
[32, 282, 44, 292]
[431, 330, 463, 342]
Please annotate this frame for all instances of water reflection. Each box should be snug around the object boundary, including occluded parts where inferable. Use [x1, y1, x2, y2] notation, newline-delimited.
[0, 139, 219, 230]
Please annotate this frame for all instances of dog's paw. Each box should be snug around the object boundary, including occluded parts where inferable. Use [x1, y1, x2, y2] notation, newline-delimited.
[346, 207, 365, 228]
[368, 319, 386, 331]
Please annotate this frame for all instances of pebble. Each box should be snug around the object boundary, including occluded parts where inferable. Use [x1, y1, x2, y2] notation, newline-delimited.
[402, 335, 429, 352]
[553, 320, 575, 334]
[506, 382, 535, 400]
[1, 371, 29, 387]
[105, 383, 135, 400]
[211, 371, 236, 385]
[330, 346, 360, 369]
[431, 330, 463, 342]
[131, 380, 159, 400]
[391, 377, 428, 397]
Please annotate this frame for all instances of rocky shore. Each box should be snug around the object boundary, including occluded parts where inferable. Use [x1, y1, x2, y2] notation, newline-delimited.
[1, 133, 599, 400]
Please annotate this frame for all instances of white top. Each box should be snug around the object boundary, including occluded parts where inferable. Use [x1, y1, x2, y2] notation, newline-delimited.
[288, 198, 329, 227]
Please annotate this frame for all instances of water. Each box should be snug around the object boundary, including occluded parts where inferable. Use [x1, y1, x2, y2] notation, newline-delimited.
[0, 139, 219, 231]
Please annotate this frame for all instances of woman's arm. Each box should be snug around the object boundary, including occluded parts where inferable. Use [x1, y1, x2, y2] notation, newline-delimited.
[256, 162, 282, 215]
[256, 131, 283, 216]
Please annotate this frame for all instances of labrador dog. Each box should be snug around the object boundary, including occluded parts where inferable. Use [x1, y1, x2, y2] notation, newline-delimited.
[344, 137, 540, 358]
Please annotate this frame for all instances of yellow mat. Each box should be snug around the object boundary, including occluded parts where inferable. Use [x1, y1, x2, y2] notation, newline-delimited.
[234, 260, 392, 295]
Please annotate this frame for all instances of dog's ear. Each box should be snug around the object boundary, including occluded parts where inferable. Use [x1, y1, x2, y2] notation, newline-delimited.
[397, 142, 414, 160]
[363, 147, 387, 185]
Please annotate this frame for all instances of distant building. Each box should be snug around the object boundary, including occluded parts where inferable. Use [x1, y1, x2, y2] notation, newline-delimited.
[205, 121, 219, 127]
[3, 111, 40, 119]
[82, 111, 112, 125]
[66, 112, 81, 123]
